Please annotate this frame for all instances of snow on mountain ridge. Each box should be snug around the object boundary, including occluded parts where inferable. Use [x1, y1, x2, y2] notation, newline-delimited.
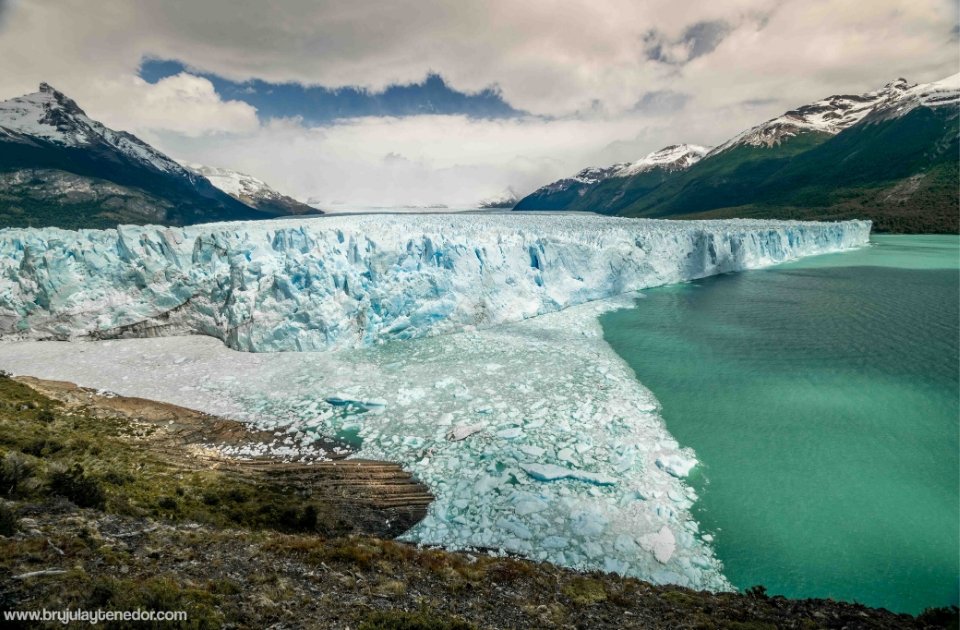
[180, 162, 291, 202]
[867, 72, 960, 121]
[612, 144, 711, 178]
[0, 83, 191, 179]
[529, 143, 710, 198]
[709, 74, 958, 155]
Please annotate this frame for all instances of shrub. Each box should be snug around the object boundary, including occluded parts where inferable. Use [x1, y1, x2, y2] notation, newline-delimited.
[562, 577, 607, 605]
[102, 469, 134, 486]
[745, 585, 768, 599]
[0, 451, 34, 497]
[49, 464, 105, 509]
[223, 488, 249, 503]
[916, 606, 959, 629]
[278, 504, 318, 532]
[22, 439, 64, 457]
[0, 501, 16, 536]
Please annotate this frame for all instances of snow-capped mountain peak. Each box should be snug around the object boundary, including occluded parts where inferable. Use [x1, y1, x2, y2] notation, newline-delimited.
[527, 143, 710, 199]
[868, 73, 960, 121]
[0, 83, 189, 177]
[0, 83, 92, 146]
[612, 144, 711, 177]
[709, 75, 957, 155]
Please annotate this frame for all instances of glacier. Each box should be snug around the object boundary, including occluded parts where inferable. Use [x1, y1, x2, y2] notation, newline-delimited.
[0, 213, 871, 593]
[0, 214, 870, 351]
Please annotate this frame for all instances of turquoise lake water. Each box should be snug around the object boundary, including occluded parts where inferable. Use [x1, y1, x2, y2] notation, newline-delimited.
[601, 235, 959, 614]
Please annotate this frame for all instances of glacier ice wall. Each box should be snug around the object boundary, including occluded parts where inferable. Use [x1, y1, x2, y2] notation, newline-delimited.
[0, 214, 871, 351]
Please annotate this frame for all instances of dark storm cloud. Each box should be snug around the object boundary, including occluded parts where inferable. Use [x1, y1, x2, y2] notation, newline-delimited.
[644, 20, 732, 66]
[684, 21, 732, 60]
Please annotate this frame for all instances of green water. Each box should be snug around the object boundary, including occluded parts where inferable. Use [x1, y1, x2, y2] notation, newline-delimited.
[601, 235, 959, 614]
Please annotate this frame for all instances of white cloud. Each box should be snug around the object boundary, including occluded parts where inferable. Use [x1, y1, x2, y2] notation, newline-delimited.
[82, 74, 259, 137]
[0, 0, 955, 205]
[143, 105, 777, 207]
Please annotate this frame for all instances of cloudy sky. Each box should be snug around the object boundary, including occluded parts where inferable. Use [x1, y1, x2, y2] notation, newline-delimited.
[0, 0, 956, 207]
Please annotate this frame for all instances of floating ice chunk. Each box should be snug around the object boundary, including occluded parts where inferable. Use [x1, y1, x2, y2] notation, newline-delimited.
[496, 427, 524, 439]
[641, 526, 677, 564]
[497, 518, 533, 540]
[511, 492, 549, 515]
[519, 445, 546, 458]
[541, 536, 569, 549]
[447, 424, 484, 441]
[324, 395, 386, 411]
[521, 463, 617, 486]
[571, 509, 609, 537]
[656, 453, 696, 478]
[473, 475, 498, 493]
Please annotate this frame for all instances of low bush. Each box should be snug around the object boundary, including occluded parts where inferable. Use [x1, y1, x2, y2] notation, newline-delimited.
[49, 464, 105, 509]
[0, 500, 16, 536]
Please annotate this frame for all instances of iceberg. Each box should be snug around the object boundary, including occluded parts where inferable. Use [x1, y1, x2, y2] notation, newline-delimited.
[0, 214, 870, 351]
[521, 463, 618, 486]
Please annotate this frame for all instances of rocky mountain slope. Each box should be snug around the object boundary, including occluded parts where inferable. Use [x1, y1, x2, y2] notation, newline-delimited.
[516, 75, 959, 233]
[180, 162, 322, 216]
[514, 144, 709, 211]
[0, 84, 285, 229]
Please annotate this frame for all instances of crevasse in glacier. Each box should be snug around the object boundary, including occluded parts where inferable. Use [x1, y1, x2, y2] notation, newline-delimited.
[0, 214, 871, 351]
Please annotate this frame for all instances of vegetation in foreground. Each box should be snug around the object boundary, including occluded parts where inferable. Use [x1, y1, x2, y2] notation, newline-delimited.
[0, 373, 956, 629]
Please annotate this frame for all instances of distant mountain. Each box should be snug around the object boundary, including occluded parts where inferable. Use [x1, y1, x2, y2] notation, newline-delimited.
[179, 163, 322, 216]
[516, 75, 959, 233]
[0, 84, 276, 229]
[479, 188, 520, 208]
[514, 144, 709, 211]
[707, 79, 913, 154]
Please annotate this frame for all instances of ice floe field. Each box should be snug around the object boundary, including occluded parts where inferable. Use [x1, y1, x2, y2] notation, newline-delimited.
[0, 213, 871, 591]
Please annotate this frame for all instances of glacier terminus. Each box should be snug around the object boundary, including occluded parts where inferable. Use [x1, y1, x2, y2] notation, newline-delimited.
[0, 213, 871, 351]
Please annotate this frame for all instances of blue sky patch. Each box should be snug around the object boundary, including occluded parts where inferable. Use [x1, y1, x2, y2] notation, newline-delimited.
[140, 59, 525, 125]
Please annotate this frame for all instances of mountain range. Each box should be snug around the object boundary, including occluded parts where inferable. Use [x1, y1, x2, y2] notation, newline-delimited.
[515, 75, 959, 233]
[0, 83, 319, 229]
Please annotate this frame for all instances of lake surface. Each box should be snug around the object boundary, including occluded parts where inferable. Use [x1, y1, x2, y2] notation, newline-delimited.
[601, 235, 959, 614]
